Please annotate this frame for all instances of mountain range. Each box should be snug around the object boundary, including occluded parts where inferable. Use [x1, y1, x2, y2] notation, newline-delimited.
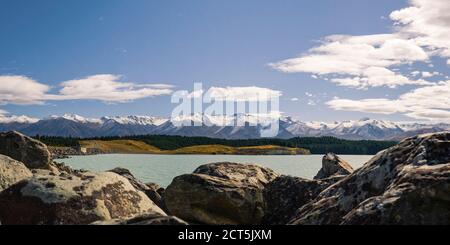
[0, 114, 449, 141]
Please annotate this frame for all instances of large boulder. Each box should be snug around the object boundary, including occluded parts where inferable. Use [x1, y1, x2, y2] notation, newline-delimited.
[262, 175, 334, 225]
[164, 162, 279, 225]
[0, 154, 33, 192]
[0, 170, 166, 225]
[0, 131, 52, 169]
[290, 132, 450, 225]
[91, 212, 188, 225]
[108, 167, 165, 211]
[314, 153, 353, 179]
[341, 164, 450, 225]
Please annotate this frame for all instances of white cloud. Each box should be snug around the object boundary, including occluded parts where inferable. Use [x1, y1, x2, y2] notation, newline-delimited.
[390, 0, 450, 59]
[271, 0, 450, 121]
[0, 74, 174, 120]
[327, 80, 450, 121]
[51, 74, 173, 103]
[331, 67, 431, 89]
[421, 71, 441, 78]
[290, 97, 299, 101]
[205, 86, 281, 102]
[327, 98, 403, 114]
[307, 100, 317, 106]
[270, 34, 431, 89]
[0, 76, 50, 105]
[141, 83, 175, 89]
[0, 74, 174, 105]
[270, 0, 450, 90]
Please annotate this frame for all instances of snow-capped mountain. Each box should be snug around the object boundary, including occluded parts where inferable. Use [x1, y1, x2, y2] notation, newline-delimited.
[48, 114, 102, 124]
[0, 115, 39, 124]
[0, 114, 449, 140]
[101, 115, 168, 126]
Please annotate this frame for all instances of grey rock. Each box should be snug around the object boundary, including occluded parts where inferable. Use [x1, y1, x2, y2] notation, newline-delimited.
[314, 153, 354, 179]
[0, 131, 52, 169]
[91, 212, 188, 225]
[108, 167, 165, 211]
[290, 132, 450, 225]
[0, 170, 165, 225]
[0, 154, 32, 192]
[262, 175, 333, 225]
[341, 164, 450, 225]
[165, 162, 279, 225]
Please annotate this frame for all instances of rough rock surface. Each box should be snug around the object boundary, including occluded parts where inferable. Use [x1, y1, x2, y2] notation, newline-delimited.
[91, 212, 188, 225]
[146, 182, 165, 196]
[0, 154, 33, 192]
[341, 164, 450, 225]
[290, 132, 450, 225]
[0, 131, 52, 169]
[108, 167, 165, 211]
[314, 153, 354, 179]
[164, 162, 279, 225]
[262, 175, 333, 225]
[0, 171, 166, 225]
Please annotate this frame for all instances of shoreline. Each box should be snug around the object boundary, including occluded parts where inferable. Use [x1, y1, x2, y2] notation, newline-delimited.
[50, 142, 312, 159]
[56, 152, 374, 158]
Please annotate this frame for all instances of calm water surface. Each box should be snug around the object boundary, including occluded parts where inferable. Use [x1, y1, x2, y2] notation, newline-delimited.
[57, 154, 373, 187]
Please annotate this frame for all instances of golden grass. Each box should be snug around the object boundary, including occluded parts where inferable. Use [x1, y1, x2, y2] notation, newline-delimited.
[80, 140, 162, 154]
[79, 140, 310, 155]
[169, 144, 236, 154]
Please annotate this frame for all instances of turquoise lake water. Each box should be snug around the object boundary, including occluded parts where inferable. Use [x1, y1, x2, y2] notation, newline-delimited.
[57, 154, 373, 187]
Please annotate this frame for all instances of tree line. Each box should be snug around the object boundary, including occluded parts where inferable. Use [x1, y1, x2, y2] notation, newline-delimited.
[36, 134, 397, 155]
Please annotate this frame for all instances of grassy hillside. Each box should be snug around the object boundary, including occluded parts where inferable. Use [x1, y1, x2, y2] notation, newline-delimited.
[169, 144, 310, 155]
[78, 140, 310, 155]
[38, 135, 398, 155]
[80, 140, 162, 154]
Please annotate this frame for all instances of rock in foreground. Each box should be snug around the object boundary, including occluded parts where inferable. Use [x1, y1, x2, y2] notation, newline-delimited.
[164, 162, 279, 225]
[314, 153, 353, 179]
[0, 131, 52, 169]
[0, 171, 165, 225]
[0, 154, 33, 192]
[262, 175, 334, 225]
[341, 164, 450, 225]
[108, 167, 166, 211]
[91, 212, 188, 225]
[290, 132, 450, 225]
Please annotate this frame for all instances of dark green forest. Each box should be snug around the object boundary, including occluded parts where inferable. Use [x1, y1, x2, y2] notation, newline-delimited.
[36, 135, 397, 155]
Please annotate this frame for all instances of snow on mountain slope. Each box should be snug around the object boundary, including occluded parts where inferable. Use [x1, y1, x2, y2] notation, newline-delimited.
[0, 115, 39, 124]
[101, 115, 168, 126]
[49, 114, 102, 124]
[0, 114, 449, 140]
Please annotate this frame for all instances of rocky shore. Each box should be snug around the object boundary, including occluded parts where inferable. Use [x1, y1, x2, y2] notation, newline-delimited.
[0, 130, 449, 225]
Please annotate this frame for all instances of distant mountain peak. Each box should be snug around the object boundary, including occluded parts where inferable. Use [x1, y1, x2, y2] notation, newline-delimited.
[101, 115, 168, 126]
[0, 115, 39, 124]
[48, 114, 102, 124]
[0, 113, 449, 140]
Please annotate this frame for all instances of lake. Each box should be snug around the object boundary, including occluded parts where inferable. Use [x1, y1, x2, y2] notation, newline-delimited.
[56, 154, 374, 187]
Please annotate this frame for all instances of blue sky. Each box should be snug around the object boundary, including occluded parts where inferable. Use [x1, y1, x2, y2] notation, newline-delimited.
[1, 0, 449, 122]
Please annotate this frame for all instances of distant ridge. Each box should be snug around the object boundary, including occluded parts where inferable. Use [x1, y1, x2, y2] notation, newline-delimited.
[1, 113, 449, 140]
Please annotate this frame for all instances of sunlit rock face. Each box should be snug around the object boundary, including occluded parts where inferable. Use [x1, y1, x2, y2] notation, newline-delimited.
[0, 170, 165, 225]
[289, 132, 450, 225]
